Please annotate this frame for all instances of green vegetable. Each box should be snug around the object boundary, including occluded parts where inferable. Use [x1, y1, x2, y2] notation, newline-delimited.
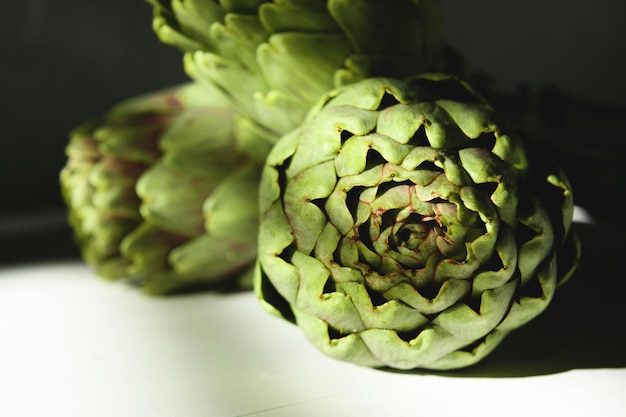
[60, 83, 261, 294]
[146, 0, 447, 157]
[254, 74, 581, 370]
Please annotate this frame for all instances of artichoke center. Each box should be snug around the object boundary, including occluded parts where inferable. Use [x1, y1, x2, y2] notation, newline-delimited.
[390, 213, 442, 251]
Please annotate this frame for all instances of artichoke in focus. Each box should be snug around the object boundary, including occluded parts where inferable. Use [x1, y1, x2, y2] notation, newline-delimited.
[255, 74, 581, 370]
[60, 83, 261, 294]
[147, 0, 447, 156]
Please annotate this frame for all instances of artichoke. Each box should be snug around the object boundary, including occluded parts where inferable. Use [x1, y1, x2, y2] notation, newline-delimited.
[147, 0, 447, 156]
[255, 74, 581, 370]
[60, 83, 261, 294]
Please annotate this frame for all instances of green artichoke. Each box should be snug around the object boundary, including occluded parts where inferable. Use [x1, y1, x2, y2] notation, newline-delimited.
[255, 74, 581, 370]
[60, 83, 261, 294]
[147, 0, 447, 156]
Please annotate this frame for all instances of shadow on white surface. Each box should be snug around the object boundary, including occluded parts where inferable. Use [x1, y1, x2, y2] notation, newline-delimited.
[0, 223, 624, 416]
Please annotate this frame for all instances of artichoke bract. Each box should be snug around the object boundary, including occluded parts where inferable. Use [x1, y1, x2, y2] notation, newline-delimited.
[255, 74, 581, 370]
[147, 0, 447, 156]
[60, 83, 261, 294]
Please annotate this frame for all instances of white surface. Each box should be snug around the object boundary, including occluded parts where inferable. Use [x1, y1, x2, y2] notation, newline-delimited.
[0, 262, 624, 417]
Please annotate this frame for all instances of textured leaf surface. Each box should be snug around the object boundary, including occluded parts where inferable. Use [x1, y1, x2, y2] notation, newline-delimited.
[255, 74, 580, 370]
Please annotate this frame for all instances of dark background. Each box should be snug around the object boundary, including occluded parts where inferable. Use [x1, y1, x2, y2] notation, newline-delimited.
[1, 0, 187, 218]
[441, 1, 626, 109]
[1, 0, 188, 262]
[1, 0, 625, 264]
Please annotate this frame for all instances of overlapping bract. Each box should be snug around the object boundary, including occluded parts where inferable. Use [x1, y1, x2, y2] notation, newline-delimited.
[60, 83, 260, 294]
[59, 1, 586, 371]
[146, 0, 447, 156]
[255, 74, 580, 370]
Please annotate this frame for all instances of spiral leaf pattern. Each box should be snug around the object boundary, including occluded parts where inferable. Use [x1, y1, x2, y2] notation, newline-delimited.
[255, 74, 580, 370]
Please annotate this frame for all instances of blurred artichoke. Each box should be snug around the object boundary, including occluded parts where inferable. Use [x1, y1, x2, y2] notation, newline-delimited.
[255, 74, 581, 370]
[60, 83, 261, 294]
[146, 0, 447, 157]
